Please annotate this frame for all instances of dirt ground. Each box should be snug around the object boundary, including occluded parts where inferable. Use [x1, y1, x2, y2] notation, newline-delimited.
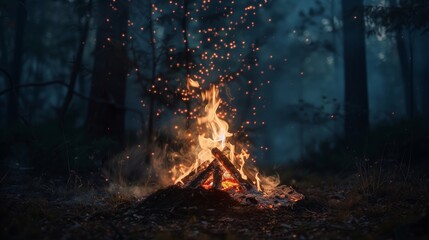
[0, 170, 428, 240]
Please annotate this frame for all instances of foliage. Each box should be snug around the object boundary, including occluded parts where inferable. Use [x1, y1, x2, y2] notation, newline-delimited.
[365, 1, 429, 35]
[283, 96, 341, 127]
[296, 0, 340, 53]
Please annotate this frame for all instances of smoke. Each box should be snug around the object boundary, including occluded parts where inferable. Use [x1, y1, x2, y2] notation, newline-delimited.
[103, 122, 200, 198]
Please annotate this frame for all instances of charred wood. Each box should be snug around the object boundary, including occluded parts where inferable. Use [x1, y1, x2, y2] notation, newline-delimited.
[213, 161, 222, 190]
[211, 148, 255, 191]
[185, 160, 217, 189]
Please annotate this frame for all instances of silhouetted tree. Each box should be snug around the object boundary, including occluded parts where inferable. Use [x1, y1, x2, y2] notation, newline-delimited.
[417, 32, 429, 118]
[0, 4, 7, 68]
[386, 0, 414, 118]
[58, 0, 92, 126]
[366, 0, 429, 118]
[342, 0, 369, 143]
[7, 0, 27, 126]
[86, 0, 130, 142]
[146, 0, 157, 164]
[182, 0, 193, 128]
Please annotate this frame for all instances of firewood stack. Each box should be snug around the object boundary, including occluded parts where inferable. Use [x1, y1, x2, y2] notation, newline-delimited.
[184, 147, 256, 192]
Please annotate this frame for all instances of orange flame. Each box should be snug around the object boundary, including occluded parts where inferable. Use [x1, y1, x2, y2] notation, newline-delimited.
[170, 84, 283, 193]
[187, 77, 200, 90]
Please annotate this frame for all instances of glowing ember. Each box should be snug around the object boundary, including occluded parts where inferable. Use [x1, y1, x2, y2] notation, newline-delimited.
[202, 177, 240, 191]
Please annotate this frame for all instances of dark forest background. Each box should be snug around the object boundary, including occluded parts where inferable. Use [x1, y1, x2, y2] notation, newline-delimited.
[1, 0, 429, 179]
[2, 1, 429, 239]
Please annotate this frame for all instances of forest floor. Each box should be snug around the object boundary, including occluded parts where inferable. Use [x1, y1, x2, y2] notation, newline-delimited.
[0, 168, 428, 240]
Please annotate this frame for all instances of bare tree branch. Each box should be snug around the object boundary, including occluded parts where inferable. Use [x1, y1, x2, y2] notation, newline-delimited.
[0, 80, 68, 95]
[58, 0, 93, 124]
[0, 80, 144, 122]
[0, 67, 12, 85]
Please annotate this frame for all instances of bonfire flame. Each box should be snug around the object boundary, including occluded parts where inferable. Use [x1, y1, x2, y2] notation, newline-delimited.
[169, 84, 304, 207]
[171, 83, 279, 191]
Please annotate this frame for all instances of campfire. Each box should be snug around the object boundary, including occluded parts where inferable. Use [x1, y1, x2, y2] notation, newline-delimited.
[166, 83, 304, 208]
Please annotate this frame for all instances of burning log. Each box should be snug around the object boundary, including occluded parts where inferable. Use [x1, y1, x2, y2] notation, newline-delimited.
[211, 148, 255, 191]
[185, 160, 217, 189]
[179, 160, 210, 185]
[212, 161, 222, 190]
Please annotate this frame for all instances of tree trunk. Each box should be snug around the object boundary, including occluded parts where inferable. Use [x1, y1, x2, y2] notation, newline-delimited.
[182, 0, 192, 128]
[58, 0, 92, 126]
[86, 0, 129, 142]
[7, 0, 27, 127]
[0, 10, 8, 67]
[389, 0, 415, 118]
[342, 0, 369, 143]
[145, 0, 157, 164]
[406, 31, 414, 118]
[397, 33, 413, 117]
[418, 31, 429, 118]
